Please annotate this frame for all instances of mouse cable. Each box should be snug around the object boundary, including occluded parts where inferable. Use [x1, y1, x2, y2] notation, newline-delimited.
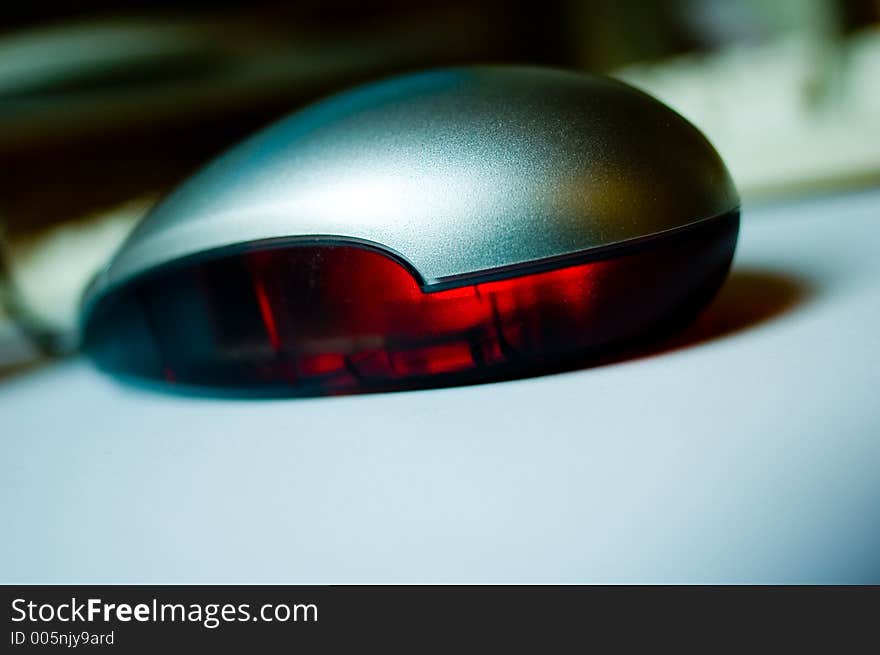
[0, 223, 77, 358]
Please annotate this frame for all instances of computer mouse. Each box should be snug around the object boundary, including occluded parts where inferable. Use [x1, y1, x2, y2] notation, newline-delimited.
[80, 66, 739, 395]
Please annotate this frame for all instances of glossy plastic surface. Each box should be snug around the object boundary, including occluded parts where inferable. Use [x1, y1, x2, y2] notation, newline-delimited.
[83, 67, 738, 301]
[82, 211, 739, 395]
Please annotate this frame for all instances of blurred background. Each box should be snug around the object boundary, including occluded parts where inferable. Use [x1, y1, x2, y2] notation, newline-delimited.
[1, 0, 879, 372]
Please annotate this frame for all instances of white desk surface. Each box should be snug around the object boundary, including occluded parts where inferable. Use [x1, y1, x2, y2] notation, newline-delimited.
[3, 189, 879, 583]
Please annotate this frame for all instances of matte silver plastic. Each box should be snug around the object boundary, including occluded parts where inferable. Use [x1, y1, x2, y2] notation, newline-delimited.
[86, 66, 738, 304]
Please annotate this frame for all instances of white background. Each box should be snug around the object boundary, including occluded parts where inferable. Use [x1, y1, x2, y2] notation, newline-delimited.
[3, 189, 879, 582]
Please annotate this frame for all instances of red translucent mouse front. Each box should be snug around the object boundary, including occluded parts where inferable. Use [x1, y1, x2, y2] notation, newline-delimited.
[81, 210, 738, 395]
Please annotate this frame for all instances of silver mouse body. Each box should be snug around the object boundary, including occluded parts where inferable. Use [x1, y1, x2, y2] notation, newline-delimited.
[81, 67, 740, 395]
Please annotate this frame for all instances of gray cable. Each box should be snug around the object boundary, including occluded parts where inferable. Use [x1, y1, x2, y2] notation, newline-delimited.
[0, 224, 76, 357]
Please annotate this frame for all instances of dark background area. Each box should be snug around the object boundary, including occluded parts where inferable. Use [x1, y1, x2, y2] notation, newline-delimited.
[2, 0, 878, 234]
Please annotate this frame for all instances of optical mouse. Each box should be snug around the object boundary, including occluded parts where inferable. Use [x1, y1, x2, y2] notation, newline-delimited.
[81, 66, 739, 395]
